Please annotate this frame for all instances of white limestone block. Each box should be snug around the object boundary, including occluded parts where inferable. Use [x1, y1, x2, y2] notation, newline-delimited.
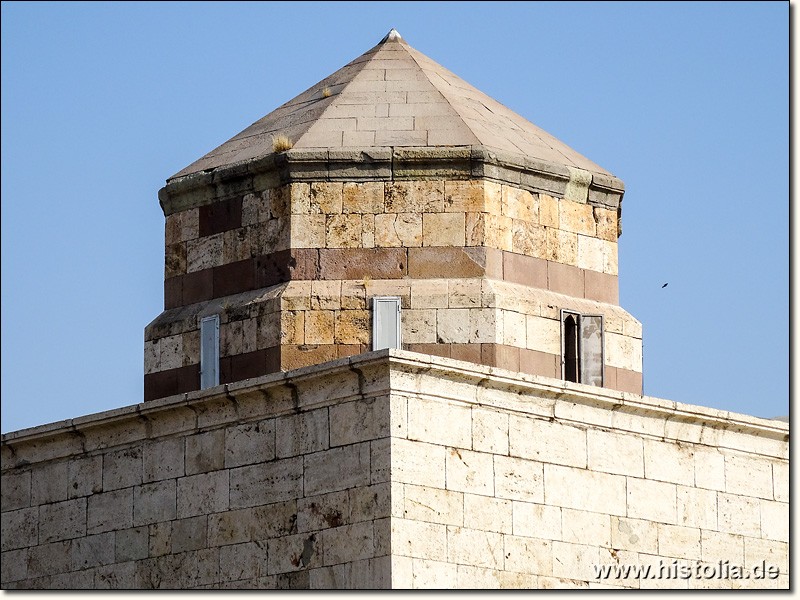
[445, 447, 494, 495]
[626, 477, 677, 524]
[587, 429, 644, 477]
[403, 484, 463, 527]
[544, 464, 626, 517]
[610, 516, 659, 554]
[446, 526, 503, 569]
[390, 438, 446, 489]
[512, 501, 561, 540]
[509, 416, 586, 468]
[725, 454, 774, 500]
[471, 407, 508, 455]
[643, 439, 694, 487]
[561, 508, 611, 548]
[657, 523, 701, 560]
[494, 455, 544, 503]
[676, 485, 718, 529]
[407, 396, 471, 449]
[463, 494, 512, 534]
[391, 518, 447, 561]
[503, 534, 553, 576]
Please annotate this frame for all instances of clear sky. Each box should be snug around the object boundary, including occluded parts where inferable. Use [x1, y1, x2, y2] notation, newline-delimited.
[0, 1, 788, 433]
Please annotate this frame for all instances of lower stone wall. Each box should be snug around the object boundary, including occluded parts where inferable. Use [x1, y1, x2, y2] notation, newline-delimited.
[384, 354, 788, 588]
[2, 351, 787, 589]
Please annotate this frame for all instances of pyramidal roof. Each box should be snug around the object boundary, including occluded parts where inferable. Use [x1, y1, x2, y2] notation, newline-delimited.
[170, 29, 616, 182]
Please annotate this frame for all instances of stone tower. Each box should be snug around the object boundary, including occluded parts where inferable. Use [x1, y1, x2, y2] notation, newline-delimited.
[144, 29, 642, 402]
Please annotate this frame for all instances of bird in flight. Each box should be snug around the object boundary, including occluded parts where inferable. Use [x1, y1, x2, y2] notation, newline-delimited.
[661, 283, 668, 288]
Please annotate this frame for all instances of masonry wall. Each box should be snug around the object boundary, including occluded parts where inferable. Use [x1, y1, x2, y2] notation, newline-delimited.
[146, 178, 639, 402]
[3, 351, 785, 589]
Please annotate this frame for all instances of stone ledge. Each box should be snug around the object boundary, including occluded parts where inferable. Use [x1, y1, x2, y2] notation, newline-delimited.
[1, 351, 787, 470]
[159, 146, 625, 216]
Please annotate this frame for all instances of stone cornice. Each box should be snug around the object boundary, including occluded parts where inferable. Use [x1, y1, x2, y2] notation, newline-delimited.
[158, 146, 625, 217]
[1, 351, 786, 470]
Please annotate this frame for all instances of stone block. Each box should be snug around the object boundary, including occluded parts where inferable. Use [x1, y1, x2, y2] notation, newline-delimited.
[512, 220, 547, 258]
[115, 526, 149, 562]
[744, 536, 788, 575]
[676, 485, 717, 530]
[1, 471, 31, 512]
[385, 181, 444, 213]
[471, 407, 508, 454]
[577, 234, 605, 272]
[323, 521, 375, 566]
[594, 207, 618, 241]
[483, 214, 513, 251]
[693, 448, 726, 491]
[545, 227, 578, 265]
[391, 518, 447, 561]
[208, 500, 297, 546]
[552, 541, 601, 581]
[519, 348, 560, 379]
[627, 477, 677, 524]
[436, 308, 471, 344]
[759, 499, 788, 542]
[176, 470, 229, 518]
[1, 547, 28, 583]
[605, 332, 642, 373]
[539, 194, 559, 228]
[642, 439, 694, 486]
[501, 310, 525, 348]
[267, 531, 323, 574]
[171, 515, 208, 553]
[184, 429, 225, 475]
[559, 198, 595, 236]
[510, 416, 586, 468]
[403, 484, 463, 527]
[87, 489, 133, 535]
[407, 396, 471, 449]
[447, 526, 503, 569]
[511, 501, 561, 541]
[422, 212, 465, 247]
[334, 309, 370, 345]
[142, 438, 185, 484]
[408, 279, 447, 309]
[525, 315, 560, 355]
[408, 246, 486, 279]
[494, 455, 544, 503]
[310, 182, 344, 214]
[70, 531, 115, 571]
[444, 180, 486, 213]
[584, 270, 619, 304]
[725, 454, 774, 500]
[30, 461, 68, 506]
[103, 446, 143, 491]
[772, 461, 788, 502]
[329, 396, 390, 447]
[326, 214, 362, 248]
[374, 212, 422, 247]
[297, 490, 349, 533]
[305, 310, 335, 345]
[501, 186, 536, 222]
[25, 540, 72, 580]
[465, 212, 486, 246]
[289, 182, 311, 214]
[445, 447, 494, 495]
[587, 429, 644, 477]
[561, 507, 611, 547]
[716, 492, 760, 538]
[276, 408, 329, 458]
[229, 457, 302, 509]
[342, 181, 384, 214]
[464, 494, 512, 534]
[409, 558, 458, 589]
[610, 516, 658, 554]
[403, 309, 437, 344]
[700, 530, 744, 564]
[603, 240, 618, 275]
[133, 480, 176, 526]
[309, 280, 340, 310]
[220, 541, 269, 581]
[658, 523, 701, 560]
[280, 310, 305, 345]
[544, 464, 626, 516]
[186, 233, 223, 273]
[290, 214, 326, 248]
[503, 535, 553, 576]
[391, 439, 445, 489]
[224, 419, 276, 468]
[1, 507, 38, 551]
[304, 442, 371, 496]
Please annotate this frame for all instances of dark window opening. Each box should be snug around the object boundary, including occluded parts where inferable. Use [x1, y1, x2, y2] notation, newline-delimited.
[561, 310, 604, 387]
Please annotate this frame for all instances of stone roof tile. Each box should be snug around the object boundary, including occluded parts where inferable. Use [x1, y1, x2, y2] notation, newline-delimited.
[170, 29, 616, 182]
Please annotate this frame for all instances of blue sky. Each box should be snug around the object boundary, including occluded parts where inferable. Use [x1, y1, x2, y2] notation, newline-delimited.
[1, 1, 788, 433]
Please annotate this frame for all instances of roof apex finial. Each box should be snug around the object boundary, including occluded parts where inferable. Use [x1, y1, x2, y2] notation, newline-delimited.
[380, 28, 403, 43]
